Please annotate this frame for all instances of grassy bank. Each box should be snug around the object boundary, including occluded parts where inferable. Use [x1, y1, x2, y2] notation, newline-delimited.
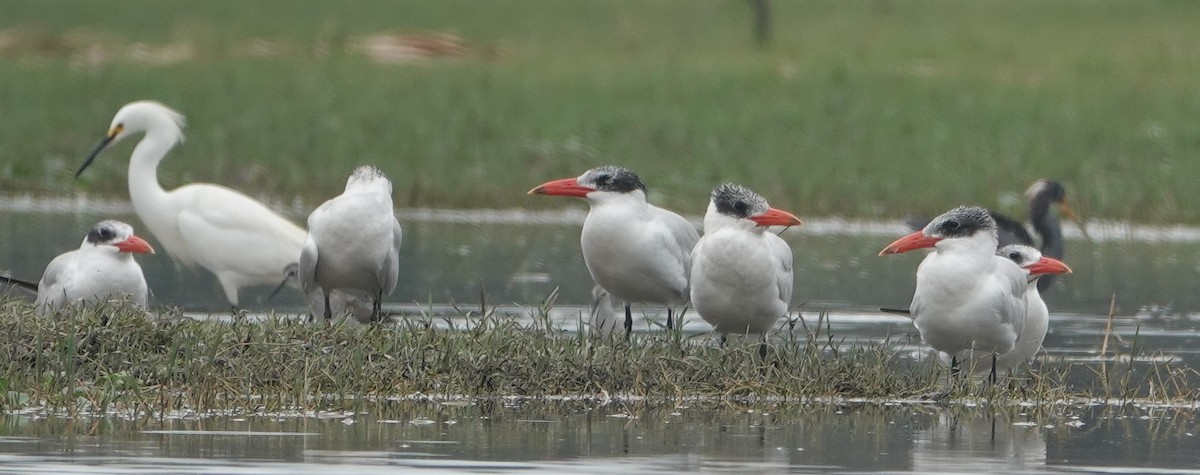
[1, 1, 1199, 222]
[1, 298, 1196, 414]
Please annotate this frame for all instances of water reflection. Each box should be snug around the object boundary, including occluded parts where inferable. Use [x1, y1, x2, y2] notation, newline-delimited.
[2, 402, 1199, 473]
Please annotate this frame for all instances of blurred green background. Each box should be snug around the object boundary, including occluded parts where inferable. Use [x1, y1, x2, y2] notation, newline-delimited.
[2, 0, 1198, 222]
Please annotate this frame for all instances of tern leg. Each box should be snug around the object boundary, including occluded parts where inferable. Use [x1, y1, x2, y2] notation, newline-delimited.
[624, 303, 633, 339]
[373, 289, 384, 322]
[989, 353, 998, 385]
[323, 290, 332, 320]
[758, 340, 768, 360]
[947, 354, 960, 388]
[666, 308, 674, 330]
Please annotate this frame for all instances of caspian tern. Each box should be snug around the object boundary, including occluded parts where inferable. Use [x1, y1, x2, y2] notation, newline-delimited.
[299, 165, 403, 321]
[689, 184, 801, 354]
[880, 206, 1028, 381]
[26, 220, 154, 315]
[528, 166, 699, 337]
[76, 101, 311, 308]
[989, 244, 1072, 374]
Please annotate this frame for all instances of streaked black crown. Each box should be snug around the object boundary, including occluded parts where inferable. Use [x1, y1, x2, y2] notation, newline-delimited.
[582, 166, 645, 193]
[85, 220, 130, 246]
[925, 205, 996, 239]
[712, 183, 768, 219]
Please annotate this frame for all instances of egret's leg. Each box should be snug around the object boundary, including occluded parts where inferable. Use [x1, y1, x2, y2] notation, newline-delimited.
[667, 308, 674, 330]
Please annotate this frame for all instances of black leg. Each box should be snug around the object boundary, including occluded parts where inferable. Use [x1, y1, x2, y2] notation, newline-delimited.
[989, 353, 998, 385]
[374, 289, 384, 322]
[666, 308, 674, 330]
[624, 304, 633, 339]
[323, 291, 332, 320]
[758, 341, 768, 359]
[719, 333, 727, 348]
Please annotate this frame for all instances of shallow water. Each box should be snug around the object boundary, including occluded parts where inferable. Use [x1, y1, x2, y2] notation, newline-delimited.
[6, 202, 1200, 471]
[2, 400, 1199, 473]
[4, 203, 1200, 364]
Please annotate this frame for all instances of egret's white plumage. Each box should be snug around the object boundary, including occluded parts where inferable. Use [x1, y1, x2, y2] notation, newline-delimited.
[880, 206, 1028, 376]
[528, 166, 698, 336]
[989, 244, 1072, 374]
[690, 184, 800, 339]
[299, 165, 402, 321]
[33, 220, 154, 314]
[77, 101, 309, 306]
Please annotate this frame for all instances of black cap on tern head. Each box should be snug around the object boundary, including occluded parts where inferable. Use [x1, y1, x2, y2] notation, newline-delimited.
[86, 220, 133, 246]
[997, 244, 1040, 268]
[712, 183, 769, 219]
[579, 166, 646, 193]
[924, 205, 996, 239]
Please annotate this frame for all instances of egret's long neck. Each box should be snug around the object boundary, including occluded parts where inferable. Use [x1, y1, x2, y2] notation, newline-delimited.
[127, 130, 175, 216]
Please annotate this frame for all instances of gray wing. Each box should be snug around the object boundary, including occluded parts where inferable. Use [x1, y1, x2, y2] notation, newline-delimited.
[994, 257, 1029, 340]
[651, 206, 700, 287]
[769, 234, 794, 306]
[34, 252, 74, 312]
[298, 234, 319, 294]
[377, 218, 402, 295]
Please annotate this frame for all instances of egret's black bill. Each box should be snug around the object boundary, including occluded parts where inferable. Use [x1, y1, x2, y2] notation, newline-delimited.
[76, 135, 115, 178]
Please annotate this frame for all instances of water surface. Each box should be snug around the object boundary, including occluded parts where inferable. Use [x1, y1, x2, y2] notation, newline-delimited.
[2, 401, 1198, 473]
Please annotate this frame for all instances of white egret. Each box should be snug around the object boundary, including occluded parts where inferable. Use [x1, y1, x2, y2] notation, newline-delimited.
[76, 101, 309, 307]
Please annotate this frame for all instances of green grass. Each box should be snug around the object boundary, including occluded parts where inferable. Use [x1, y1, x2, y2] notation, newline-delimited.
[2, 1, 1200, 222]
[1, 297, 1197, 414]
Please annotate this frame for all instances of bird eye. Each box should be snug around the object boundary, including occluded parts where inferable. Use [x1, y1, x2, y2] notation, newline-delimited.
[734, 201, 748, 213]
[945, 220, 960, 230]
[595, 174, 611, 186]
[1008, 251, 1021, 260]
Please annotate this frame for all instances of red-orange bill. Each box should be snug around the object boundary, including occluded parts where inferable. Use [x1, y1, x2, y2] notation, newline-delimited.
[115, 235, 155, 254]
[878, 231, 942, 256]
[749, 207, 803, 227]
[1027, 255, 1072, 276]
[527, 178, 594, 198]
